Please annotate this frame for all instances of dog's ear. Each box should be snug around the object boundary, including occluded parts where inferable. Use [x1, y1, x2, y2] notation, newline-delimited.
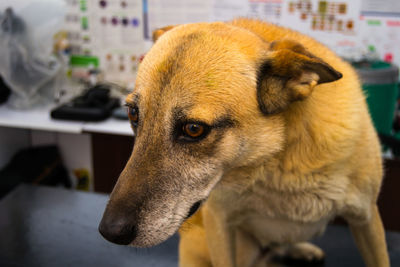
[257, 39, 342, 114]
[152, 25, 176, 42]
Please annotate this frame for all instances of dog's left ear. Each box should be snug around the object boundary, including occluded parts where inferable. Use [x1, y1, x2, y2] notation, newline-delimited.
[257, 39, 342, 114]
[152, 25, 176, 42]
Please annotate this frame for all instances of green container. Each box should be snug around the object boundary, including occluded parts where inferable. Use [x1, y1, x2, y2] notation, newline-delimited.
[353, 61, 399, 135]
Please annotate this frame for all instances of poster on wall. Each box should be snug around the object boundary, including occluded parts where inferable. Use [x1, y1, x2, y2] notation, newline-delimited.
[145, 0, 285, 39]
[359, 16, 400, 67]
[144, 0, 366, 60]
[211, 0, 363, 58]
[90, 0, 146, 84]
[361, 0, 400, 17]
[360, 0, 400, 67]
[279, 0, 362, 58]
[211, 0, 283, 24]
[146, 0, 211, 40]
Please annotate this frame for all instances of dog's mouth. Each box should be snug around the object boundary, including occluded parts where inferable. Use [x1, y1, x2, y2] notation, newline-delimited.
[185, 200, 203, 220]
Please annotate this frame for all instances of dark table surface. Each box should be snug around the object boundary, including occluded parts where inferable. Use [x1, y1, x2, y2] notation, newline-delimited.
[0, 185, 399, 267]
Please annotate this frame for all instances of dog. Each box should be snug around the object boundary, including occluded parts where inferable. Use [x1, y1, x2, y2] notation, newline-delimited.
[99, 18, 390, 267]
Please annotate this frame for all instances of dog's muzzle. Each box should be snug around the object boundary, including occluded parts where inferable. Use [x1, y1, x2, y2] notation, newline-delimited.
[99, 200, 203, 246]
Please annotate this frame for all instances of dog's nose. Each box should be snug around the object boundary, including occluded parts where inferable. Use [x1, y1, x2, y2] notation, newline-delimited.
[98, 215, 137, 245]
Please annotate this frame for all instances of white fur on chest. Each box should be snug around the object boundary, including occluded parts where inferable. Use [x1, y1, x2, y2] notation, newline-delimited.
[233, 187, 336, 246]
[221, 170, 350, 246]
[240, 214, 330, 246]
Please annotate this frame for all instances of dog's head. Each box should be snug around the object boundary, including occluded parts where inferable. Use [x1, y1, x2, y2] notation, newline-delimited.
[99, 21, 342, 247]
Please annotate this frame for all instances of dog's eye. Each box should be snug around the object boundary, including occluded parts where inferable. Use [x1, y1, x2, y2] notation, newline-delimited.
[127, 106, 139, 126]
[179, 122, 209, 142]
[183, 123, 204, 138]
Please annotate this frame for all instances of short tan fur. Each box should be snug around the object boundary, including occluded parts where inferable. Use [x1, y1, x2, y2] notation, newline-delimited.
[99, 18, 389, 267]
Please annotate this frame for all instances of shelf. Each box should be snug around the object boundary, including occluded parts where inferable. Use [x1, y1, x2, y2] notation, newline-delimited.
[0, 105, 83, 134]
[83, 118, 133, 136]
[0, 105, 133, 136]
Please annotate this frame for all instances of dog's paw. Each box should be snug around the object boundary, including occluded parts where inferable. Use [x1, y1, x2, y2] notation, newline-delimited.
[270, 242, 325, 266]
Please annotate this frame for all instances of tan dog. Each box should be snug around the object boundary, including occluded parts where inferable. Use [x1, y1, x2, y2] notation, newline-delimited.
[99, 18, 389, 267]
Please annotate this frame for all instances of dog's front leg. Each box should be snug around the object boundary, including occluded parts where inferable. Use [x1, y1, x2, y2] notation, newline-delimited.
[348, 204, 390, 267]
[202, 203, 236, 267]
[202, 203, 263, 267]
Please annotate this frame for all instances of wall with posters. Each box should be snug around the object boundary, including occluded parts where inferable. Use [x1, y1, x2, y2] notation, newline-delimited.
[41, 0, 400, 83]
[145, 0, 400, 67]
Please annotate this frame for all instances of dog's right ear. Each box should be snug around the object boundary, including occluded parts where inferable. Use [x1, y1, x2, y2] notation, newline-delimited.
[152, 25, 176, 42]
[257, 39, 342, 115]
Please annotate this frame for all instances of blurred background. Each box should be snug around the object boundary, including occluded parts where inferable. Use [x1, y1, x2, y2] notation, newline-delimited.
[0, 1, 399, 266]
